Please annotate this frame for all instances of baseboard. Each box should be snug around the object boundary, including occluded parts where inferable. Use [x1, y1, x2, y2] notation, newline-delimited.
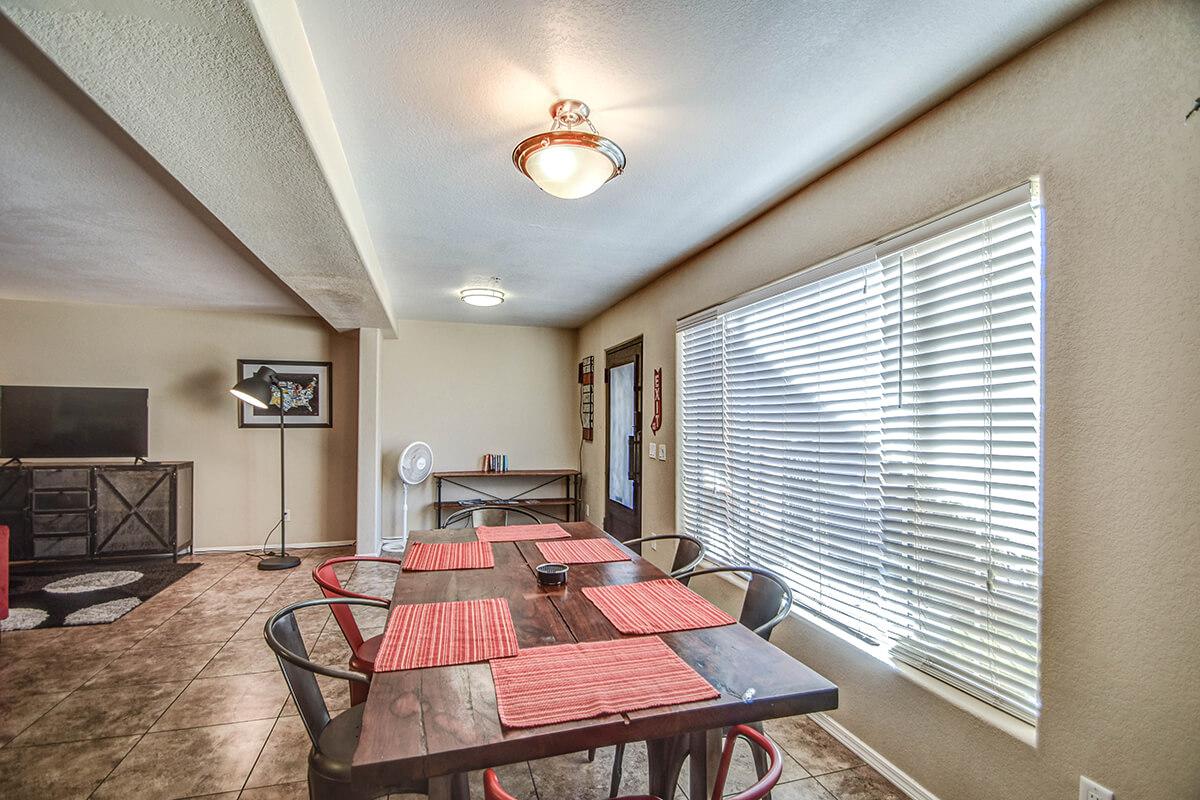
[811, 712, 942, 800]
[192, 539, 355, 553]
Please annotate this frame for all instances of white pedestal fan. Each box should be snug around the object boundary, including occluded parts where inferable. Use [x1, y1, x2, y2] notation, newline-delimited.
[382, 441, 433, 555]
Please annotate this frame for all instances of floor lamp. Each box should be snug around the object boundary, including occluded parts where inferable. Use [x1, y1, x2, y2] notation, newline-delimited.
[230, 366, 301, 570]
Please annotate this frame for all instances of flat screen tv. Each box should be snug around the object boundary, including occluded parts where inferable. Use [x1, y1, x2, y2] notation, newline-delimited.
[0, 385, 149, 459]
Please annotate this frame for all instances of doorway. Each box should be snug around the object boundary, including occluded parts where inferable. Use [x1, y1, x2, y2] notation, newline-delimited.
[604, 337, 642, 542]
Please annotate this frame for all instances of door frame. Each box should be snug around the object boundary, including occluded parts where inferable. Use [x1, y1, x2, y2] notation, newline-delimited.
[603, 335, 643, 542]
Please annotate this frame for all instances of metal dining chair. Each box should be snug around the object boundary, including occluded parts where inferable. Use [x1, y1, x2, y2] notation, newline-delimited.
[264, 597, 429, 800]
[441, 504, 542, 528]
[609, 564, 794, 799]
[312, 555, 401, 705]
[619, 533, 705, 584]
[683, 566, 794, 640]
[486, 724, 783, 800]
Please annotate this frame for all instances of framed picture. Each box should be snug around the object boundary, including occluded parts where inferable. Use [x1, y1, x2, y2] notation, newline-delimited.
[236, 359, 333, 428]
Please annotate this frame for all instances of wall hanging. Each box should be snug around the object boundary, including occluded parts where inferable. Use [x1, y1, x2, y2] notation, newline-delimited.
[651, 367, 663, 434]
[578, 356, 594, 441]
[235, 359, 332, 428]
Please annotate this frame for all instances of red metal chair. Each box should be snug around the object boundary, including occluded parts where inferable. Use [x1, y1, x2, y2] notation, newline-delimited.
[311, 555, 401, 705]
[483, 724, 783, 800]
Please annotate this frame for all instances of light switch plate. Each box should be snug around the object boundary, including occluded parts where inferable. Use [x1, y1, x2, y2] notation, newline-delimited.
[658, 444, 668, 461]
[1080, 777, 1114, 800]
[648, 443, 657, 458]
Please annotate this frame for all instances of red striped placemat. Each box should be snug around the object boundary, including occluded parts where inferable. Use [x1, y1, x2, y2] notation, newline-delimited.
[476, 523, 571, 542]
[581, 578, 736, 635]
[535, 538, 631, 564]
[490, 636, 719, 728]
[375, 597, 518, 672]
[401, 541, 494, 571]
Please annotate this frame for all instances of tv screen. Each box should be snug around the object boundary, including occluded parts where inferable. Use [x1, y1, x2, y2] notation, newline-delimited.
[0, 386, 149, 458]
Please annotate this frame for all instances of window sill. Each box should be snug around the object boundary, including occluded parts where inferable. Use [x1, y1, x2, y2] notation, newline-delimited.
[702, 566, 1038, 748]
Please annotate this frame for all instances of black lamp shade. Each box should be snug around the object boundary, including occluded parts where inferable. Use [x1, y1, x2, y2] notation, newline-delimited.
[230, 366, 278, 409]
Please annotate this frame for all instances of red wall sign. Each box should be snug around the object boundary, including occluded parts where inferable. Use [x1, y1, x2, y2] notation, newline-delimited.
[651, 367, 663, 434]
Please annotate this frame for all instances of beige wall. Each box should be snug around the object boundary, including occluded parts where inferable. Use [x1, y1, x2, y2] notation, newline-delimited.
[576, 0, 1200, 797]
[0, 297, 358, 549]
[379, 320, 579, 539]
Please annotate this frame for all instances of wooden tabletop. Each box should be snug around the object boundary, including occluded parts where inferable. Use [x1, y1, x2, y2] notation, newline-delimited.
[353, 521, 838, 792]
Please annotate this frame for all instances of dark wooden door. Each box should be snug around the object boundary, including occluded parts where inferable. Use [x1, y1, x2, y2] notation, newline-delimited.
[604, 337, 642, 542]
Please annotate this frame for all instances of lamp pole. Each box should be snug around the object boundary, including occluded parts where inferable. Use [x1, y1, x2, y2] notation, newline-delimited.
[232, 366, 301, 571]
[257, 377, 300, 570]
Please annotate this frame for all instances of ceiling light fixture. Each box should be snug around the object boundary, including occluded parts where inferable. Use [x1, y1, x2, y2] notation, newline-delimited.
[513, 99, 625, 199]
[460, 287, 505, 307]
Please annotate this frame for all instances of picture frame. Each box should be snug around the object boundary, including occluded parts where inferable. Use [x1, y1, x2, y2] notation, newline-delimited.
[236, 359, 333, 428]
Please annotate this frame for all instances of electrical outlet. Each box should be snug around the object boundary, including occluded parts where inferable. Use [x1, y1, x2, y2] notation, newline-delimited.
[648, 443, 657, 459]
[650, 540, 658, 550]
[1080, 777, 1113, 800]
[283, 508, 292, 522]
[658, 444, 667, 461]
[585, 504, 590, 518]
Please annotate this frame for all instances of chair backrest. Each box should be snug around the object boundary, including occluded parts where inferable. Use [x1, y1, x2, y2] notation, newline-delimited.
[712, 724, 784, 800]
[312, 556, 399, 652]
[264, 598, 380, 749]
[441, 505, 542, 529]
[685, 565, 794, 640]
[483, 768, 516, 800]
[621, 534, 705, 585]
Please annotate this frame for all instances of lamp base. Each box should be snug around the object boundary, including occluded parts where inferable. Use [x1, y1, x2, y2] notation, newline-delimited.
[257, 554, 301, 571]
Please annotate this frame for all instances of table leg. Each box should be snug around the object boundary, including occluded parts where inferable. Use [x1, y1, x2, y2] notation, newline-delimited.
[689, 729, 721, 800]
[428, 772, 469, 800]
[647, 735, 688, 799]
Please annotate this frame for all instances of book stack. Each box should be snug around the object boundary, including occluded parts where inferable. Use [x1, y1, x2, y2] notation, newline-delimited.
[483, 453, 510, 472]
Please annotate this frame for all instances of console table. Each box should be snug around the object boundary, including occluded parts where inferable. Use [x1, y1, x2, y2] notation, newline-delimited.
[0, 462, 193, 563]
[433, 469, 581, 527]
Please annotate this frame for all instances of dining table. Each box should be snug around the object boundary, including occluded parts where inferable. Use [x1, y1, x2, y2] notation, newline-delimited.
[352, 520, 838, 800]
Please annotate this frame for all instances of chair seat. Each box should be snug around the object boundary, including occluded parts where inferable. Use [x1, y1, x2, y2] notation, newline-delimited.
[310, 703, 364, 783]
[350, 633, 383, 673]
[312, 703, 428, 795]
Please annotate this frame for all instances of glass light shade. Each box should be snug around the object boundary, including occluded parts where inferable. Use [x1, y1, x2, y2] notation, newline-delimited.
[460, 288, 505, 307]
[525, 142, 618, 199]
[513, 128, 625, 200]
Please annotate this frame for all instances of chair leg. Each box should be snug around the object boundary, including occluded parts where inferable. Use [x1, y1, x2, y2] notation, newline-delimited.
[587, 747, 596, 762]
[747, 721, 771, 800]
[349, 678, 369, 706]
[609, 742, 626, 798]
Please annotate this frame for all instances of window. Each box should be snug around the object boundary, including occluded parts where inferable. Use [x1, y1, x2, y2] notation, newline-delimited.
[677, 183, 1042, 723]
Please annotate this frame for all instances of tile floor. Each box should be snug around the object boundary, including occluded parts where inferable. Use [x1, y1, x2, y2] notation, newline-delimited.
[0, 549, 905, 800]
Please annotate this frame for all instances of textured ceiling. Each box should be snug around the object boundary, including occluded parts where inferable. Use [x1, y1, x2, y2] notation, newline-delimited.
[294, 0, 1096, 327]
[0, 20, 304, 316]
[2, 0, 395, 333]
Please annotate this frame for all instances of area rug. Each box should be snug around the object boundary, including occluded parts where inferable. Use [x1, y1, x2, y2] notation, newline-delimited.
[1, 560, 200, 631]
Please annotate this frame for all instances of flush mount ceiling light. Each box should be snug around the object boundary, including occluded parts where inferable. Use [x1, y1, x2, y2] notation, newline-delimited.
[460, 287, 505, 307]
[513, 99, 625, 200]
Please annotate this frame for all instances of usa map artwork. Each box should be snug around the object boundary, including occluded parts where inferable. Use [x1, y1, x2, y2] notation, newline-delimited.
[236, 359, 333, 428]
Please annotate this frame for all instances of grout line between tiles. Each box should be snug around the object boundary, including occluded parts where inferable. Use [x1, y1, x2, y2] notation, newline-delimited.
[84, 557, 250, 798]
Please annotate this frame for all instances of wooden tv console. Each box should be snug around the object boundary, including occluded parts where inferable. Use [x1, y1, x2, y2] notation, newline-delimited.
[0, 461, 193, 562]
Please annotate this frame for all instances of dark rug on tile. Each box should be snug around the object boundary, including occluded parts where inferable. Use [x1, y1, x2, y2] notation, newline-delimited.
[2, 560, 199, 630]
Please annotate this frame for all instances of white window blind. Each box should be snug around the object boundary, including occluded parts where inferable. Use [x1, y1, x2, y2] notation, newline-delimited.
[721, 264, 886, 641]
[878, 199, 1042, 723]
[676, 184, 1042, 723]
